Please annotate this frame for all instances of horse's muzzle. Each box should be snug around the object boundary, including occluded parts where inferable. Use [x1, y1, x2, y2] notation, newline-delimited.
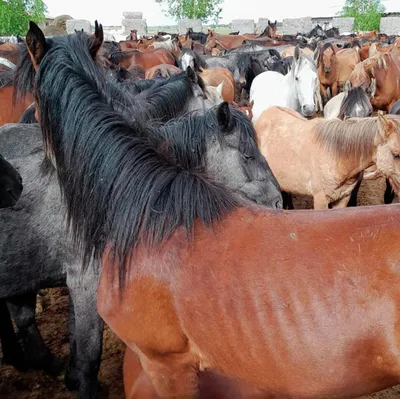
[324, 67, 331, 73]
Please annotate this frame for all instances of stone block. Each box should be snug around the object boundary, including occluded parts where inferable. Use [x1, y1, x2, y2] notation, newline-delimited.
[380, 17, 400, 35]
[178, 19, 202, 34]
[123, 12, 143, 19]
[66, 19, 92, 34]
[332, 17, 354, 34]
[121, 19, 148, 35]
[231, 19, 254, 34]
[282, 17, 312, 35]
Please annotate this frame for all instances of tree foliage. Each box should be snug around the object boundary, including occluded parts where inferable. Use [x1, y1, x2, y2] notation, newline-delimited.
[338, 0, 385, 31]
[0, 0, 47, 36]
[155, 0, 223, 24]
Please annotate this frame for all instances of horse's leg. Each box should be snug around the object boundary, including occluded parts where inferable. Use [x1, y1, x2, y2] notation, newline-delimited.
[7, 293, 62, 375]
[331, 81, 338, 97]
[331, 194, 352, 209]
[139, 352, 199, 399]
[347, 174, 363, 207]
[313, 192, 329, 209]
[320, 84, 328, 105]
[65, 264, 104, 399]
[0, 299, 26, 371]
[282, 191, 295, 209]
[384, 178, 395, 204]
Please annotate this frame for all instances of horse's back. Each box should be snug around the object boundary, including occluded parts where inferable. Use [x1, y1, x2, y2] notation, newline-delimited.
[101, 205, 400, 398]
[250, 71, 286, 122]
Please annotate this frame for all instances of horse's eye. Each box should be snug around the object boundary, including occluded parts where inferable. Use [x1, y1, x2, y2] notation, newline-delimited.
[243, 154, 254, 160]
[295, 76, 299, 81]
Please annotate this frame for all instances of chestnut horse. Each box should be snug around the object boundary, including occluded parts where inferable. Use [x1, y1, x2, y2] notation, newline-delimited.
[349, 52, 400, 112]
[0, 70, 33, 127]
[28, 20, 400, 399]
[145, 64, 180, 79]
[108, 48, 178, 71]
[255, 106, 400, 209]
[200, 67, 235, 103]
[317, 44, 360, 102]
[205, 30, 256, 51]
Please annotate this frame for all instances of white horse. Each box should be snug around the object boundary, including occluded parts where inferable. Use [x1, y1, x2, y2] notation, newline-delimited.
[250, 46, 318, 122]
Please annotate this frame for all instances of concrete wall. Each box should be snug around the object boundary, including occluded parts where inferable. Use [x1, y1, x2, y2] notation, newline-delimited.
[282, 17, 312, 35]
[178, 19, 202, 34]
[123, 12, 143, 19]
[332, 17, 354, 34]
[121, 19, 148, 35]
[380, 17, 400, 35]
[231, 19, 254, 34]
[66, 19, 92, 34]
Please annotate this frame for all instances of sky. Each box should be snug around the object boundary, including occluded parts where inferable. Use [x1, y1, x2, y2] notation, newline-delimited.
[44, 0, 400, 27]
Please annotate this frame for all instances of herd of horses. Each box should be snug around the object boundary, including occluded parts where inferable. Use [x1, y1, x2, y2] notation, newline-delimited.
[1, 15, 400, 399]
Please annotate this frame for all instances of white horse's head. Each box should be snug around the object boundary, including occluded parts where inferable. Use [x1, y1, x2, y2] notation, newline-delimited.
[292, 46, 317, 117]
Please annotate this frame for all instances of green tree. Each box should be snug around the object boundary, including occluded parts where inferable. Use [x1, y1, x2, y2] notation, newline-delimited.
[155, 0, 223, 24]
[337, 0, 385, 31]
[0, 0, 47, 36]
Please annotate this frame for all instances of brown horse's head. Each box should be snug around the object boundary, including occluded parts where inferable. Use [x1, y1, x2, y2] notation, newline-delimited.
[319, 43, 336, 74]
[205, 30, 217, 51]
[376, 114, 400, 194]
[267, 20, 278, 39]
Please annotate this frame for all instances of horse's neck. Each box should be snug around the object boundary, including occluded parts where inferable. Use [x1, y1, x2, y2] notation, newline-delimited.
[283, 73, 300, 112]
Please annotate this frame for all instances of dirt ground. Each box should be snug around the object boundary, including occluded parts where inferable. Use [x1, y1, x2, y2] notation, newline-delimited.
[1, 177, 400, 399]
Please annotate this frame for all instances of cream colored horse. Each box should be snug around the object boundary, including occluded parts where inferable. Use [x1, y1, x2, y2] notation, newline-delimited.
[255, 106, 400, 209]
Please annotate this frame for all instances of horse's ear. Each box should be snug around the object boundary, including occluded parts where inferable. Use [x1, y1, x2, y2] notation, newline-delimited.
[268, 20, 271, 26]
[378, 113, 396, 139]
[89, 20, 104, 59]
[344, 80, 351, 93]
[26, 21, 47, 70]
[274, 20, 277, 25]
[217, 102, 233, 132]
[294, 45, 301, 62]
[186, 66, 198, 84]
[191, 41, 194, 50]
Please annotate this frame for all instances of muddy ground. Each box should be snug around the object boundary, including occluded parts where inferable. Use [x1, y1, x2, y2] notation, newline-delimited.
[1, 177, 400, 399]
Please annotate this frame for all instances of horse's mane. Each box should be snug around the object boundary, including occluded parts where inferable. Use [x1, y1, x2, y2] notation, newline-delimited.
[338, 87, 371, 120]
[365, 53, 388, 76]
[19, 103, 37, 123]
[0, 69, 14, 88]
[290, 53, 317, 75]
[315, 116, 391, 164]
[13, 44, 36, 102]
[35, 32, 240, 288]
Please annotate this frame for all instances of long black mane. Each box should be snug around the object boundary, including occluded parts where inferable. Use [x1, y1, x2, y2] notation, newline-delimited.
[34, 32, 240, 288]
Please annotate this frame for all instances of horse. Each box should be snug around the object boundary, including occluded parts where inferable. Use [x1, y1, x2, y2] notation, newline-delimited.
[0, 69, 33, 127]
[205, 30, 256, 51]
[250, 46, 317, 122]
[317, 44, 361, 103]
[255, 106, 400, 209]
[145, 64, 180, 79]
[185, 28, 208, 45]
[178, 43, 207, 72]
[349, 52, 400, 112]
[323, 84, 372, 120]
[259, 20, 278, 39]
[200, 67, 236, 103]
[390, 99, 400, 115]
[108, 48, 178, 71]
[27, 20, 400, 399]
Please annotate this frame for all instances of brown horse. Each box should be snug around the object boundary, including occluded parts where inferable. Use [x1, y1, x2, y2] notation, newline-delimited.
[254, 106, 400, 209]
[108, 48, 177, 71]
[317, 45, 360, 101]
[349, 52, 400, 112]
[200, 67, 235, 103]
[205, 30, 256, 51]
[0, 70, 33, 126]
[145, 64, 180, 79]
